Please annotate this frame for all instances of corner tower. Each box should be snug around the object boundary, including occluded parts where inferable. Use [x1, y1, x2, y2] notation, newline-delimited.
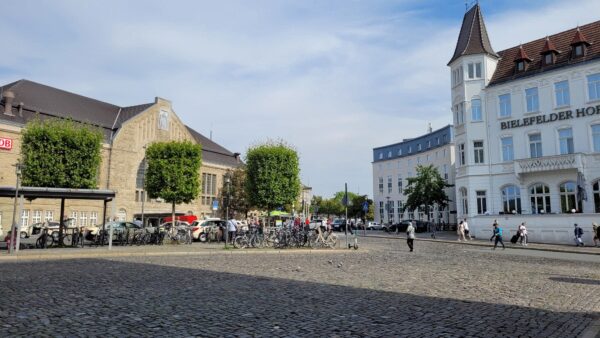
[448, 3, 498, 219]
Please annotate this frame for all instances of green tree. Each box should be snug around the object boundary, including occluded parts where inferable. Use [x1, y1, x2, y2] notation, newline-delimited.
[218, 167, 250, 219]
[21, 118, 103, 239]
[349, 195, 374, 221]
[145, 141, 202, 229]
[245, 141, 300, 225]
[319, 198, 343, 218]
[310, 195, 323, 215]
[403, 165, 452, 223]
[21, 118, 103, 189]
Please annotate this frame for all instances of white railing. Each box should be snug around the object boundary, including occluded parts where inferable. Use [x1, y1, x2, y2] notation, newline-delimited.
[514, 153, 583, 175]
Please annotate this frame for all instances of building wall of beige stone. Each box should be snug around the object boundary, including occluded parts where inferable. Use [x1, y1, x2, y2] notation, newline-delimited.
[0, 100, 238, 234]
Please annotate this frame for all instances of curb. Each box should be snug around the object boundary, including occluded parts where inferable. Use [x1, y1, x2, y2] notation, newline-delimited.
[360, 234, 600, 256]
[0, 247, 365, 262]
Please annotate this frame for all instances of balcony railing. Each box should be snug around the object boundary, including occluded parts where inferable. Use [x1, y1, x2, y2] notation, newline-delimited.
[514, 153, 583, 176]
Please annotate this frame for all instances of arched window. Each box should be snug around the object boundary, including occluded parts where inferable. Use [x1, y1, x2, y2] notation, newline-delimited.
[460, 187, 468, 215]
[559, 181, 579, 213]
[594, 181, 600, 213]
[530, 183, 551, 214]
[501, 185, 521, 214]
[136, 159, 147, 189]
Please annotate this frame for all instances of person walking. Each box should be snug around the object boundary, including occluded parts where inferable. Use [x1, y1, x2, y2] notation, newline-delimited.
[457, 221, 466, 241]
[227, 219, 237, 244]
[518, 222, 528, 246]
[463, 218, 471, 240]
[489, 222, 505, 250]
[574, 223, 584, 247]
[593, 222, 599, 247]
[406, 221, 416, 252]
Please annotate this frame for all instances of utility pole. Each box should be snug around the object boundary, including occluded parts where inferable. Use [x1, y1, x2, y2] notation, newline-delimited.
[9, 162, 24, 255]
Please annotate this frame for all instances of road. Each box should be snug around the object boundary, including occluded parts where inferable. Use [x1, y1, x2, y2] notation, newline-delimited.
[0, 236, 598, 337]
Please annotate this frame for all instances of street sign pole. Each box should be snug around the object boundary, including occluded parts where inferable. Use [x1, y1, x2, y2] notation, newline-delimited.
[344, 183, 348, 248]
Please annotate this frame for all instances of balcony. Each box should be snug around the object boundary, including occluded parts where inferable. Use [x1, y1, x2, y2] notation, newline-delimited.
[514, 153, 583, 176]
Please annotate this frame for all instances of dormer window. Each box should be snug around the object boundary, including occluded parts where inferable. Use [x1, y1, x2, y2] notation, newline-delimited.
[570, 27, 591, 59]
[514, 45, 532, 73]
[540, 37, 559, 66]
[544, 53, 554, 65]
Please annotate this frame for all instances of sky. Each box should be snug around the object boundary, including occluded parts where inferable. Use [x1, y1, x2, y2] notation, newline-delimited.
[1, 0, 600, 198]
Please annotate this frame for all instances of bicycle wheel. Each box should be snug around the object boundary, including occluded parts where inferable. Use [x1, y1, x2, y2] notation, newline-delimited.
[61, 234, 73, 247]
[234, 236, 248, 249]
[326, 234, 338, 249]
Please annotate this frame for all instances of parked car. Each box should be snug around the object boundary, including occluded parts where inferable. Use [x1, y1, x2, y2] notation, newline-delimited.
[29, 220, 76, 238]
[366, 221, 382, 230]
[331, 219, 346, 232]
[383, 220, 430, 233]
[190, 219, 226, 241]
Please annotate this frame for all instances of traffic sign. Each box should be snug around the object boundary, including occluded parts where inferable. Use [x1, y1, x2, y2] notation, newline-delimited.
[362, 201, 369, 212]
[212, 200, 219, 210]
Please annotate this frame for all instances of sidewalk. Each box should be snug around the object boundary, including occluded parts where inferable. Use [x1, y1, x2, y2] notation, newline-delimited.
[360, 230, 600, 256]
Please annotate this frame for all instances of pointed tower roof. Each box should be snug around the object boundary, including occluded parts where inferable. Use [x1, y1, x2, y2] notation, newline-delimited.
[448, 3, 499, 65]
[571, 27, 591, 46]
[540, 36, 559, 54]
[514, 45, 532, 62]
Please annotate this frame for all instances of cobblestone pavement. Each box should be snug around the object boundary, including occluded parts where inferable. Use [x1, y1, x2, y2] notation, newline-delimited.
[0, 237, 599, 337]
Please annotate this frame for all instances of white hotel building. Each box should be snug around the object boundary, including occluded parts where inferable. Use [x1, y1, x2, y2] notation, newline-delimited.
[372, 125, 456, 226]
[449, 4, 600, 244]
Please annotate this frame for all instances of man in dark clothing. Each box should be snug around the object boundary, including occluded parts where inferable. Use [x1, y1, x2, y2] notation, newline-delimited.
[489, 222, 505, 250]
[574, 223, 584, 246]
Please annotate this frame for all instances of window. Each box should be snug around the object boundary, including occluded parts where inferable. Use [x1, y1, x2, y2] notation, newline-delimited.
[426, 154, 430, 162]
[418, 144, 422, 151]
[455, 103, 465, 125]
[44, 211, 54, 222]
[529, 133, 542, 158]
[473, 141, 484, 164]
[588, 73, 600, 101]
[594, 181, 600, 213]
[555, 81, 570, 107]
[592, 125, 600, 152]
[378, 177, 383, 194]
[437, 137, 440, 145]
[387, 176, 392, 194]
[90, 212, 98, 225]
[397, 176, 403, 193]
[398, 148, 403, 156]
[460, 188, 468, 215]
[32, 210, 42, 224]
[388, 151, 392, 158]
[471, 99, 482, 121]
[427, 140, 431, 148]
[397, 201, 403, 220]
[387, 200, 394, 223]
[574, 45, 584, 57]
[558, 128, 574, 154]
[21, 210, 29, 227]
[379, 201, 384, 222]
[443, 164, 448, 181]
[476, 191, 487, 215]
[417, 157, 421, 164]
[525, 87, 539, 113]
[408, 146, 412, 153]
[475, 62, 482, 78]
[117, 208, 127, 222]
[80, 212, 87, 227]
[516, 61, 525, 72]
[502, 185, 521, 214]
[544, 53, 553, 65]
[530, 183, 551, 214]
[379, 153, 383, 159]
[501, 137, 514, 162]
[459, 143, 465, 166]
[499, 94, 511, 117]
[560, 182, 579, 213]
[71, 211, 78, 226]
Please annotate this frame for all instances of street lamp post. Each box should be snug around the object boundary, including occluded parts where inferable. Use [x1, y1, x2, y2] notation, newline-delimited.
[385, 196, 390, 225]
[224, 174, 231, 248]
[9, 161, 24, 255]
[141, 146, 147, 227]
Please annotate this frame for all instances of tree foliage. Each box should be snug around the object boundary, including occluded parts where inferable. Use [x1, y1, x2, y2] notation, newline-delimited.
[145, 141, 202, 205]
[245, 141, 301, 214]
[218, 167, 250, 219]
[403, 165, 452, 220]
[21, 118, 103, 188]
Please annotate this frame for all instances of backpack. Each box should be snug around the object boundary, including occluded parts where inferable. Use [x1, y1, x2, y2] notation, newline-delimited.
[577, 227, 584, 236]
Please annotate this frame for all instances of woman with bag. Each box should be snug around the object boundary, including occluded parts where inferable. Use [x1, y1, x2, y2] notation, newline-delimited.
[457, 221, 466, 241]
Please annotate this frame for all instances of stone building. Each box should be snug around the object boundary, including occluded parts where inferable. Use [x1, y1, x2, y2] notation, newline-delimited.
[372, 124, 456, 226]
[449, 4, 600, 243]
[0, 79, 241, 233]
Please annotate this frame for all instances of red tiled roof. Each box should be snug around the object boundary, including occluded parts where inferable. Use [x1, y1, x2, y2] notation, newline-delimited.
[448, 4, 498, 65]
[571, 27, 591, 46]
[488, 20, 600, 86]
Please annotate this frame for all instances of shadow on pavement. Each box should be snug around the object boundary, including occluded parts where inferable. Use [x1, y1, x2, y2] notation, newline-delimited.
[0, 259, 595, 337]
[549, 276, 600, 286]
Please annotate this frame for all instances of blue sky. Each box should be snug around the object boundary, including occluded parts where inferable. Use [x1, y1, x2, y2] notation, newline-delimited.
[1, 0, 599, 198]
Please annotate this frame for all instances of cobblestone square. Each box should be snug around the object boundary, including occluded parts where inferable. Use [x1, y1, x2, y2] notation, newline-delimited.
[0, 236, 599, 337]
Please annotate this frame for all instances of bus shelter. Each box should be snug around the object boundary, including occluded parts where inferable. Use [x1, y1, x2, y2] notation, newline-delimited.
[0, 186, 116, 254]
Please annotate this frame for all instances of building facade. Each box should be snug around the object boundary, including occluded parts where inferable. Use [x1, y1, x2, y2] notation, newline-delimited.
[449, 4, 600, 243]
[372, 125, 456, 226]
[0, 80, 241, 233]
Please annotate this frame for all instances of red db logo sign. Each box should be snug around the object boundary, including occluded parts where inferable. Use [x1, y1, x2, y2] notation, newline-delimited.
[0, 137, 13, 150]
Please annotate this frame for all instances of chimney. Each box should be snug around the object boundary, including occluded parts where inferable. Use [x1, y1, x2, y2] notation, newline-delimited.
[233, 152, 241, 162]
[427, 123, 432, 133]
[3, 90, 15, 116]
[18, 102, 23, 117]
